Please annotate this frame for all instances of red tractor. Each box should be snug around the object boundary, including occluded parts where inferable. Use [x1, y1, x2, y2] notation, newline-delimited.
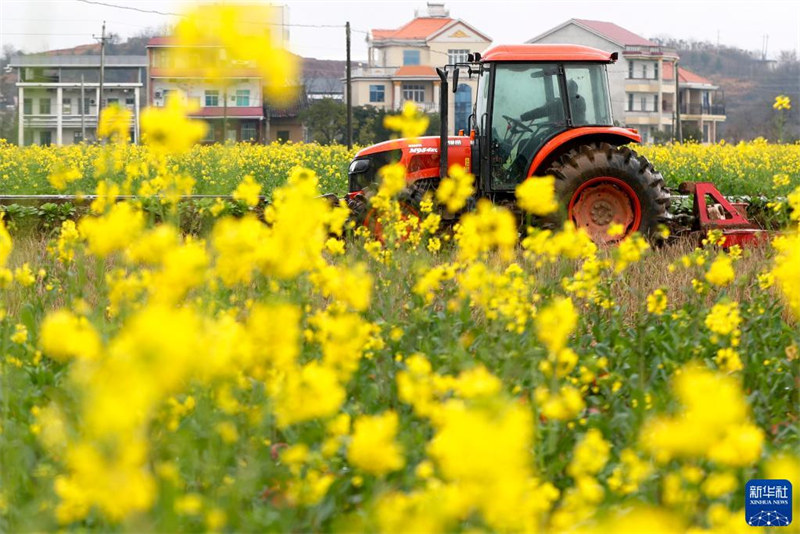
[343, 44, 761, 246]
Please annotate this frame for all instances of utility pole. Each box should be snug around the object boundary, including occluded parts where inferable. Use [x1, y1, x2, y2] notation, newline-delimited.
[346, 21, 352, 149]
[675, 60, 682, 143]
[80, 74, 86, 142]
[93, 21, 110, 139]
[223, 85, 228, 143]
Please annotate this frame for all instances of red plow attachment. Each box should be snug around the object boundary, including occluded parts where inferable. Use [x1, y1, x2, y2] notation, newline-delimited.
[678, 181, 771, 248]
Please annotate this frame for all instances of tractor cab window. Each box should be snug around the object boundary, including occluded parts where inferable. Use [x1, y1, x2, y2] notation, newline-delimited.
[490, 63, 564, 190]
[564, 64, 612, 126]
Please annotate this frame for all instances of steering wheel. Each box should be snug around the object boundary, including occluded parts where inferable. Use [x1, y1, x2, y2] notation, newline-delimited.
[502, 114, 533, 133]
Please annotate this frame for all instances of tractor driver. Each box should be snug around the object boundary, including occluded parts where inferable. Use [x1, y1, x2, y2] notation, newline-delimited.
[521, 80, 586, 125]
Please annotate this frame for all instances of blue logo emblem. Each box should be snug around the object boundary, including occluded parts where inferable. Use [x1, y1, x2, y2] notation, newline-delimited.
[745, 479, 792, 527]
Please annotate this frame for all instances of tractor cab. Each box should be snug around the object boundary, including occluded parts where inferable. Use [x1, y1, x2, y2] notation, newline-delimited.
[473, 47, 614, 191]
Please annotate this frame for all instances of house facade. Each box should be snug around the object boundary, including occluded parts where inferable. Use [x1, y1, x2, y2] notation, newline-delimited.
[664, 63, 726, 143]
[10, 55, 147, 146]
[146, 38, 267, 143]
[351, 2, 491, 134]
[527, 19, 725, 143]
[146, 38, 306, 144]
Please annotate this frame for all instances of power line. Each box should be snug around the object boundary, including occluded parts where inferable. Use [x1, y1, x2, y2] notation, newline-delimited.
[3, 32, 95, 36]
[74, 0, 179, 17]
[72, 0, 367, 31]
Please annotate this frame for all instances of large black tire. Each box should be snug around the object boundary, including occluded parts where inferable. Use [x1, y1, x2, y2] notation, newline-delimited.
[348, 180, 435, 240]
[544, 142, 671, 244]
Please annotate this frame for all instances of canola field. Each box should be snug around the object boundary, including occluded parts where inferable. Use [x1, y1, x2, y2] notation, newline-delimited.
[0, 128, 799, 532]
[0, 138, 799, 199]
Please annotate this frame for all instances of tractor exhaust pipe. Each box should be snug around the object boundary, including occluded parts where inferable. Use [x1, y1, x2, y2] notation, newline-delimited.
[436, 67, 448, 180]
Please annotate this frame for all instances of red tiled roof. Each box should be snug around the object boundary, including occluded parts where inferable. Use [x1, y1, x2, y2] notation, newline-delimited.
[44, 43, 102, 55]
[663, 63, 714, 85]
[147, 37, 178, 46]
[394, 65, 437, 77]
[372, 17, 453, 41]
[189, 106, 264, 118]
[573, 19, 657, 47]
[147, 36, 224, 47]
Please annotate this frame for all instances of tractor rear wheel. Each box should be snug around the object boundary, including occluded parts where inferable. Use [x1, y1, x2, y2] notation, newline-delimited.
[544, 143, 671, 244]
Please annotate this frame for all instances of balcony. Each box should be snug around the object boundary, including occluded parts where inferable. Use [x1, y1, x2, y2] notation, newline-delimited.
[352, 65, 395, 78]
[417, 101, 438, 113]
[680, 103, 726, 116]
[622, 45, 677, 57]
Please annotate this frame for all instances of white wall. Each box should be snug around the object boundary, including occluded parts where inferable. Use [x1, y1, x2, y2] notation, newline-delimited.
[152, 79, 262, 107]
[530, 26, 627, 124]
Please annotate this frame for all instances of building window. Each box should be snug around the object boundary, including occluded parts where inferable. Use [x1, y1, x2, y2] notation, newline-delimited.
[203, 124, 218, 143]
[40, 131, 52, 146]
[402, 83, 425, 103]
[448, 49, 470, 64]
[628, 61, 634, 79]
[627, 93, 633, 111]
[107, 98, 119, 106]
[369, 85, 385, 103]
[241, 121, 257, 141]
[642, 64, 648, 79]
[654, 62, 659, 80]
[204, 90, 219, 107]
[277, 130, 290, 143]
[63, 98, 72, 114]
[83, 98, 91, 114]
[235, 89, 250, 106]
[39, 98, 51, 114]
[159, 89, 173, 107]
[654, 95, 659, 112]
[640, 96, 647, 111]
[74, 131, 83, 144]
[23, 98, 32, 115]
[403, 50, 420, 66]
[125, 97, 136, 107]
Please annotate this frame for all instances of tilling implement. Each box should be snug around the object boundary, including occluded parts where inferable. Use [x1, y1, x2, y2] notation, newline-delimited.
[338, 44, 768, 246]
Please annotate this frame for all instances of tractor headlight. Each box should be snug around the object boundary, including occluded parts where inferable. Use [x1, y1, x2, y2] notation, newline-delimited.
[349, 158, 370, 174]
[347, 150, 402, 192]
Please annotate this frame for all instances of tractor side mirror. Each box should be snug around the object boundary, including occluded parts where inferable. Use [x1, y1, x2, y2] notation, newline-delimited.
[452, 68, 460, 93]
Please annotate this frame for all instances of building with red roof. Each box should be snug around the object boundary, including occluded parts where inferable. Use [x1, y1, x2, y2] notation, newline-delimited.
[528, 19, 725, 143]
[351, 2, 491, 133]
[146, 38, 268, 144]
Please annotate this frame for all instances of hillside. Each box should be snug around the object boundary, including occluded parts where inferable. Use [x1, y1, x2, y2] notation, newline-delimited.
[654, 38, 800, 142]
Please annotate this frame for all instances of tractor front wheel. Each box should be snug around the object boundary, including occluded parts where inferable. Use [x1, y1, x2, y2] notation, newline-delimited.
[545, 143, 671, 244]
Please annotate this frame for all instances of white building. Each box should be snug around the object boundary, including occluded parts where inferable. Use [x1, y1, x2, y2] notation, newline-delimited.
[351, 2, 491, 133]
[10, 55, 147, 146]
[528, 19, 725, 143]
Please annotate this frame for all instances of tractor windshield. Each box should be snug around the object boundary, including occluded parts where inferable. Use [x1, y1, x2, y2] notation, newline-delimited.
[490, 63, 564, 190]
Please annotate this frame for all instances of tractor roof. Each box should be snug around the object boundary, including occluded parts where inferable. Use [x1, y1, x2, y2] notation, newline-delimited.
[481, 44, 616, 63]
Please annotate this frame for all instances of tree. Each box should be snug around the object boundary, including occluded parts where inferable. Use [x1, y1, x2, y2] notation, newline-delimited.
[300, 98, 346, 144]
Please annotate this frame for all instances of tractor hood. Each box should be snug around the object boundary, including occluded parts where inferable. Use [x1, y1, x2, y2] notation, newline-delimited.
[348, 135, 471, 193]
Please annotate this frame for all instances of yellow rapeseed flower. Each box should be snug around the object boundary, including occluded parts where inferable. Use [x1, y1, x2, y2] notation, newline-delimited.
[646, 289, 667, 315]
[516, 176, 558, 215]
[536, 297, 578, 354]
[348, 411, 404, 476]
[436, 164, 475, 213]
[384, 101, 429, 139]
[705, 254, 735, 286]
[39, 310, 102, 362]
[232, 175, 261, 207]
